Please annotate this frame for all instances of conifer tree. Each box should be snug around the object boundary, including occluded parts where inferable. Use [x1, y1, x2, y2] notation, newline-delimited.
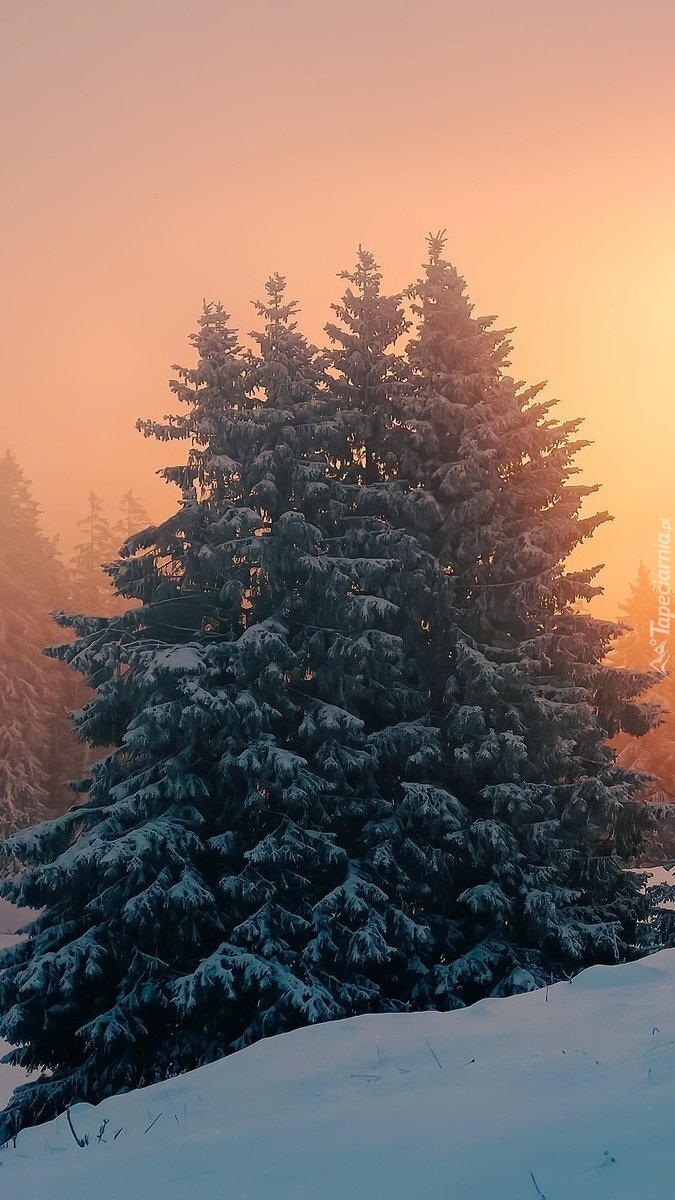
[0, 454, 78, 832]
[611, 563, 675, 802]
[70, 492, 117, 614]
[114, 490, 149, 542]
[0, 569, 50, 835]
[0, 247, 662, 1139]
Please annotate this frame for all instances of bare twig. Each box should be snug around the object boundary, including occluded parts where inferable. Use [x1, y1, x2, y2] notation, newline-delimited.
[66, 1108, 88, 1149]
[425, 1040, 443, 1070]
[529, 1170, 547, 1198]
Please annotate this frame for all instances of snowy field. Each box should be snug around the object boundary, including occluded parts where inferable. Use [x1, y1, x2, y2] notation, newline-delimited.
[2, 942, 675, 1197]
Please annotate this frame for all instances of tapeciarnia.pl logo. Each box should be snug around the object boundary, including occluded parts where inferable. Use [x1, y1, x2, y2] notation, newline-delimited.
[650, 517, 672, 675]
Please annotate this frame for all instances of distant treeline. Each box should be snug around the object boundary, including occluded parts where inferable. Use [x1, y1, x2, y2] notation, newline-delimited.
[0, 452, 149, 835]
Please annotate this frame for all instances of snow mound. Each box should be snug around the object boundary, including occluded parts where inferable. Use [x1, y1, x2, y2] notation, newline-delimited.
[3, 950, 675, 1198]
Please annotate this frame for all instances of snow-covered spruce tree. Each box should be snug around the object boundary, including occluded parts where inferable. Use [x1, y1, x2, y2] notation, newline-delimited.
[0, 250, 661, 1139]
[0, 453, 78, 833]
[364, 234, 664, 990]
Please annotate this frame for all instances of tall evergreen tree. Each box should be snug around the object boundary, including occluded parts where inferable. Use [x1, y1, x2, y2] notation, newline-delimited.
[0, 454, 79, 833]
[0, 248, 662, 1139]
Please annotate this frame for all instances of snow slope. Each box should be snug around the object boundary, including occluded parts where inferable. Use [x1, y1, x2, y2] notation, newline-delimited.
[2, 949, 675, 1199]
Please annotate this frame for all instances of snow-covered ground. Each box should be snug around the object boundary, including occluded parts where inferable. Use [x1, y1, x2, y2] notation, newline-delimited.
[2, 941, 675, 1197]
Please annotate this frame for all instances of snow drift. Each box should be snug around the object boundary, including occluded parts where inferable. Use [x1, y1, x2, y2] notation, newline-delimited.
[2, 947, 675, 1198]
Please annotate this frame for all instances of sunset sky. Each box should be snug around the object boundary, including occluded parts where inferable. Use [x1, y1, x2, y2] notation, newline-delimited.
[1, 0, 673, 615]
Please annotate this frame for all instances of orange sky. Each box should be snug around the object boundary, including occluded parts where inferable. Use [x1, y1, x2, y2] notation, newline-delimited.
[1, 0, 673, 616]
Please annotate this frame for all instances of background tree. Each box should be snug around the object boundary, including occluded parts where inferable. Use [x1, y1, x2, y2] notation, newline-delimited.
[609, 564, 674, 797]
[0, 247, 663, 1139]
[70, 492, 118, 615]
[114, 490, 149, 542]
[0, 453, 80, 832]
[607, 564, 675, 856]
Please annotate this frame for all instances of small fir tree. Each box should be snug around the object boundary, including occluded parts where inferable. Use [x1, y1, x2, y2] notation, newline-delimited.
[114, 490, 149, 542]
[70, 492, 117, 615]
[611, 563, 674, 803]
